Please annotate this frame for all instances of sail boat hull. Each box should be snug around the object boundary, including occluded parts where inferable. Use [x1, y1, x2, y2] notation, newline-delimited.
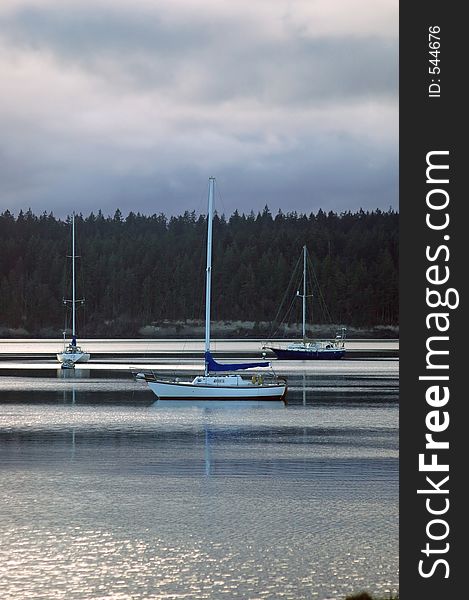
[57, 350, 90, 363]
[147, 376, 287, 403]
[267, 346, 345, 360]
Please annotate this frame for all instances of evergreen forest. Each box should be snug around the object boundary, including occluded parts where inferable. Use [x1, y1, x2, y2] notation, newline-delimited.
[0, 207, 398, 338]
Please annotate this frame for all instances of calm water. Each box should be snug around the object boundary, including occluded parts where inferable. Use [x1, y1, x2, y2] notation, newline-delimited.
[0, 353, 398, 599]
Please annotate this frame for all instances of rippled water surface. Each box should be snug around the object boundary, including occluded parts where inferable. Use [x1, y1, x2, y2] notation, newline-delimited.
[0, 357, 398, 599]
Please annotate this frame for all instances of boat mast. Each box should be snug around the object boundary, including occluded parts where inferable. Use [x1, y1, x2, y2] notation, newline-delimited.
[204, 177, 215, 375]
[72, 212, 76, 338]
[296, 245, 312, 342]
[302, 245, 306, 341]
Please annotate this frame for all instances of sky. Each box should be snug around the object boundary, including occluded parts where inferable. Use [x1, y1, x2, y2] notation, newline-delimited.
[0, 0, 398, 218]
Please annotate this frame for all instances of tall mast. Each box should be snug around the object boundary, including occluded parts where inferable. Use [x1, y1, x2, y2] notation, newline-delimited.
[204, 177, 215, 375]
[72, 212, 76, 337]
[302, 245, 306, 341]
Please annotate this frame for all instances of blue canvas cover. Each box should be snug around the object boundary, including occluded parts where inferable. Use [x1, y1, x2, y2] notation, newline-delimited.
[205, 351, 269, 372]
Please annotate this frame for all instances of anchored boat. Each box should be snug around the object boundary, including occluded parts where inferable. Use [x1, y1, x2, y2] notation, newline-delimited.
[57, 212, 90, 366]
[138, 178, 287, 403]
[264, 246, 346, 360]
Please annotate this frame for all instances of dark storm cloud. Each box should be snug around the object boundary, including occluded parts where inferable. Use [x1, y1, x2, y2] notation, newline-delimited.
[0, 132, 396, 218]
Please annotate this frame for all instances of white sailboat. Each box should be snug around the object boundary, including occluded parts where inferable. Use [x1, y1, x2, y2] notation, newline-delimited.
[57, 212, 90, 366]
[139, 177, 287, 403]
[264, 246, 346, 360]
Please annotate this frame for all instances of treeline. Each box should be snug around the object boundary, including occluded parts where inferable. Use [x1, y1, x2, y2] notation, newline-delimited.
[0, 207, 398, 337]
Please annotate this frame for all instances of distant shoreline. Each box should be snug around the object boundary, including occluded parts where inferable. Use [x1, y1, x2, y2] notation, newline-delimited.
[0, 321, 399, 340]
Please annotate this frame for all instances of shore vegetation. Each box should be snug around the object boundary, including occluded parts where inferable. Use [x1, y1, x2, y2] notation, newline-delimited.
[0, 207, 398, 338]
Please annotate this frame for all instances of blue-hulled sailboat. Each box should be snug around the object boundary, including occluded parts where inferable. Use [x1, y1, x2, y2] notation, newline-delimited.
[264, 246, 346, 360]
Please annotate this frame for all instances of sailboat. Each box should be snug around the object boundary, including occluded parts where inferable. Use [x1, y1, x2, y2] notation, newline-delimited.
[264, 246, 346, 360]
[138, 177, 287, 403]
[56, 212, 90, 366]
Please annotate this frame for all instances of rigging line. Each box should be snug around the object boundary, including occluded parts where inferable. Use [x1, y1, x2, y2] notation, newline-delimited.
[178, 180, 210, 370]
[267, 251, 303, 339]
[187, 191, 207, 324]
[62, 218, 72, 335]
[308, 258, 333, 324]
[281, 268, 304, 326]
[193, 190, 210, 326]
[270, 291, 298, 339]
[179, 249, 204, 371]
[269, 256, 302, 339]
[192, 230, 206, 324]
[214, 178, 228, 221]
[74, 220, 87, 334]
[195, 178, 208, 218]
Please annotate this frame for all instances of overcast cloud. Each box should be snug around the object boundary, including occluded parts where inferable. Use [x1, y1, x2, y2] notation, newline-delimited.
[0, 0, 398, 217]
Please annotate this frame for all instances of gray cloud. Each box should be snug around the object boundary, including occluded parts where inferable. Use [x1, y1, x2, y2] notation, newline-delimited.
[0, 133, 397, 217]
[0, 1, 398, 217]
[2, 6, 397, 104]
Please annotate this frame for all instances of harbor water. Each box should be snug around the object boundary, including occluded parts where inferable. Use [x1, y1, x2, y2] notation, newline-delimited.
[0, 341, 398, 599]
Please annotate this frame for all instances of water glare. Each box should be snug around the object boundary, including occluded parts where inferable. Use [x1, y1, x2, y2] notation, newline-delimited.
[1, 355, 398, 599]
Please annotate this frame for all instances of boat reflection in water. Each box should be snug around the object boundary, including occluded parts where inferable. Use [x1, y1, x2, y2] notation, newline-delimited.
[148, 398, 287, 409]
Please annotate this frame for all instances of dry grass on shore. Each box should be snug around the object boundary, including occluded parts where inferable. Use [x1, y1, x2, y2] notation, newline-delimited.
[138, 320, 398, 339]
